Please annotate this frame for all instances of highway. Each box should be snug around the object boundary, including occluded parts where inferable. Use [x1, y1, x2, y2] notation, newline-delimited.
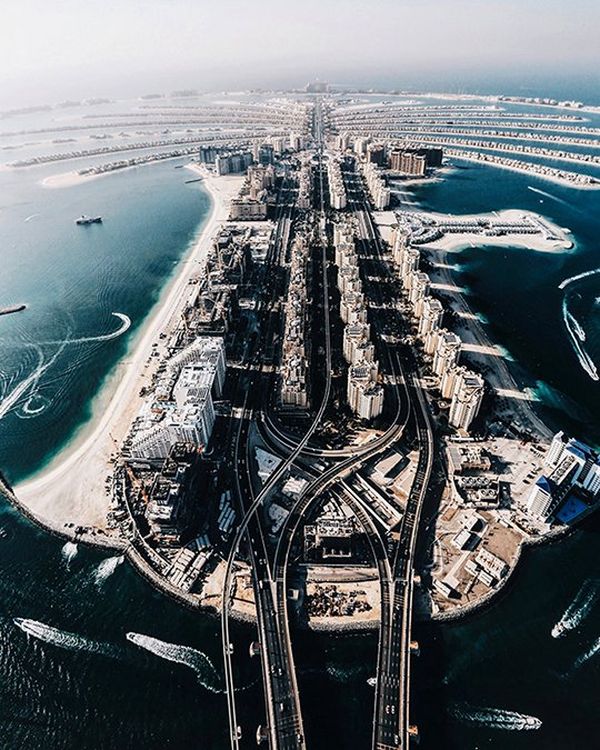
[341, 161, 434, 749]
[222, 99, 334, 750]
[221, 174, 304, 749]
[223, 118, 433, 749]
[270, 154, 415, 750]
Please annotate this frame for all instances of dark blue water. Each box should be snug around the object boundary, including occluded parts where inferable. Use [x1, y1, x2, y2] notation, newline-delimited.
[408, 159, 600, 441]
[0, 500, 265, 750]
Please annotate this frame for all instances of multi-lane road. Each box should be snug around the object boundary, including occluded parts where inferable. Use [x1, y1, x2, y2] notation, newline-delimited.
[222, 108, 433, 750]
[222, 103, 335, 750]
[341, 158, 434, 749]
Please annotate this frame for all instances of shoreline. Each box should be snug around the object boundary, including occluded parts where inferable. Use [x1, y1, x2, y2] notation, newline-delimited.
[13, 165, 244, 544]
[374, 208, 573, 254]
[3, 156, 593, 633]
[420, 209, 573, 253]
[448, 151, 600, 190]
[41, 155, 196, 189]
[423, 519, 580, 624]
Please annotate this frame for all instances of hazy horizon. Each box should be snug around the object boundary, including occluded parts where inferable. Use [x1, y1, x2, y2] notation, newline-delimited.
[2, 0, 600, 108]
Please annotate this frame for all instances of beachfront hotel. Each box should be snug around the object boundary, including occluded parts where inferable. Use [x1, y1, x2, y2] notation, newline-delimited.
[128, 338, 225, 460]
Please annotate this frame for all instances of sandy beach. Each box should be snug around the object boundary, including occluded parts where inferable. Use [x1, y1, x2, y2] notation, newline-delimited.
[374, 208, 573, 253]
[419, 209, 573, 253]
[41, 155, 197, 189]
[15, 164, 243, 541]
[447, 150, 600, 190]
[42, 170, 98, 188]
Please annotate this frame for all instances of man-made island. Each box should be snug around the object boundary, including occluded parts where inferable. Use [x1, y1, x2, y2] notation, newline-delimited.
[2, 90, 599, 749]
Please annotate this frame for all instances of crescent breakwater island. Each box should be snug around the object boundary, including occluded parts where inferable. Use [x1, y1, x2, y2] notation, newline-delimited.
[2, 89, 600, 745]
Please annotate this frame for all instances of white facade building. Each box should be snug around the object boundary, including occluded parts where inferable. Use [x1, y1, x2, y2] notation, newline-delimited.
[432, 330, 462, 378]
[129, 338, 225, 460]
[448, 369, 485, 431]
[418, 297, 443, 338]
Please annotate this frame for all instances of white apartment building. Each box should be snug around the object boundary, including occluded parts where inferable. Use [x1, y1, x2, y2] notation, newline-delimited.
[448, 369, 485, 431]
[418, 297, 443, 338]
[432, 330, 462, 378]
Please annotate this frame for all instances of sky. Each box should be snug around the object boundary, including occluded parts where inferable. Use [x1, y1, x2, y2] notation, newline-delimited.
[1, 0, 599, 107]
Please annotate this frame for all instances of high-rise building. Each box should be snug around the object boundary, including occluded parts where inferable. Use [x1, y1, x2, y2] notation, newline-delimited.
[305, 80, 328, 93]
[389, 147, 444, 174]
[449, 370, 485, 431]
[400, 248, 420, 288]
[526, 477, 554, 518]
[362, 161, 390, 209]
[328, 157, 347, 209]
[353, 137, 371, 156]
[424, 326, 442, 356]
[545, 431, 567, 467]
[199, 146, 217, 164]
[343, 323, 371, 363]
[433, 330, 462, 378]
[347, 360, 383, 420]
[340, 291, 365, 323]
[289, 133, 303, 151]
[338, 264, 360, 295]
[527, 433, 600, 520]
[129, 338, 225, 460]
[336, 132, 351, 151]
[418, 297, 444, 338]
[258, 144, 274, 165]
[391, 226, 409, 265]
[409, 271, 430, 309]
[215, 151, 253, 175]
[389, 149, 426, 176]
[366, 143, 386, 166]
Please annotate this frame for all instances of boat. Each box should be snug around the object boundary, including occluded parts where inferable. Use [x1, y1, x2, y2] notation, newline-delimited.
[75, 215, 102, 225]
[0, 304, 26, 317]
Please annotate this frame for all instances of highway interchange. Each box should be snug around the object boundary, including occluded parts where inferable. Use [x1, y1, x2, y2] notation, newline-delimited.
[221, 100, 434, 749]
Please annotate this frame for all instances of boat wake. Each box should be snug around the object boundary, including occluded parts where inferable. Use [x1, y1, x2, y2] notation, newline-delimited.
[14, 618, 119, 659]
[566, 310, 586, 342]
[40, 312, 131, 345]
[61, 542, 78, 566]
[559, 273, 600, 381]
[126, 632, 222, 692]
[24, 213, 40, 222]
[552, 580, 599, 638]
[93, 555, 124, 586]
[527, 185, 570, 207]
[0, 340, 67, 421]
[574, 635, 600, 670]
[0, 313, 131, 422]
[449, 703, 542, 731]
[20, 393, 50, 417]
[558, 268, 600, 291]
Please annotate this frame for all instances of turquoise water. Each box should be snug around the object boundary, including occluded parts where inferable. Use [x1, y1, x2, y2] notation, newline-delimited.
[0, 159, 210, 482]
